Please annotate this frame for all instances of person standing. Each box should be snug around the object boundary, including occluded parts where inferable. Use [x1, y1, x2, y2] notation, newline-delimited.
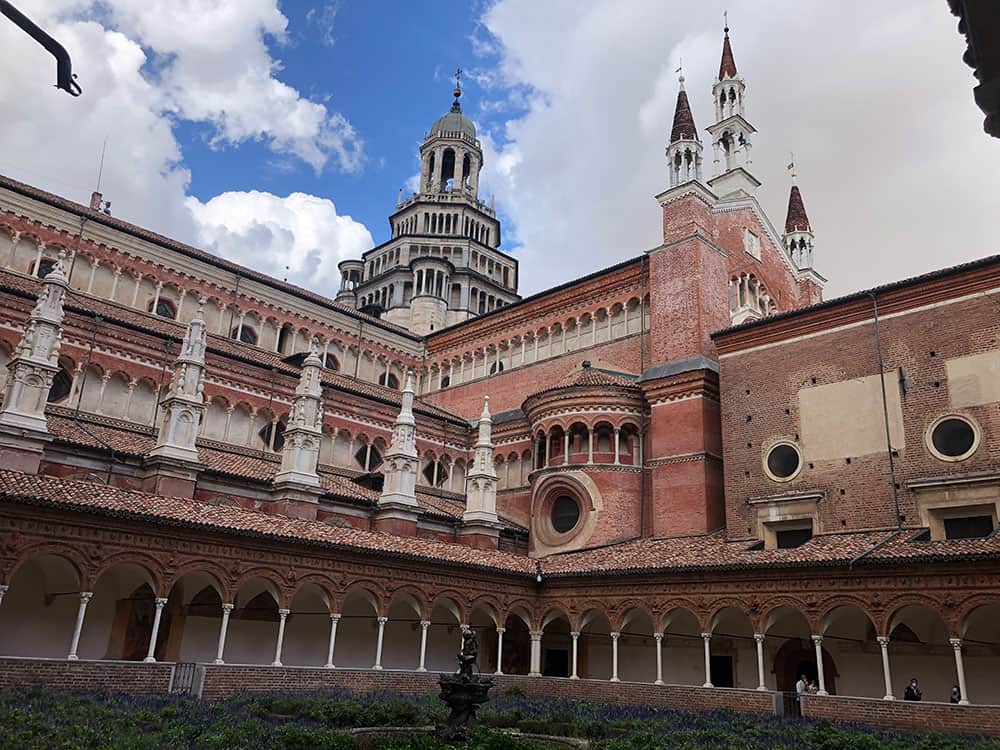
[904, 678, 922, 701]
[796, 674, 808, 695]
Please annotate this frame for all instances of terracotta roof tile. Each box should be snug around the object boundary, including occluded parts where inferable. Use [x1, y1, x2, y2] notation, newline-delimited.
[784, 185, 811, 233]
[0, 471, 535, 575]
[670, 87, 699, 143]
[719, 30, 738, 79]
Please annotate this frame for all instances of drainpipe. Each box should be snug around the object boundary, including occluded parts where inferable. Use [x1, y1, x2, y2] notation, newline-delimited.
[868, 291, 904, 530]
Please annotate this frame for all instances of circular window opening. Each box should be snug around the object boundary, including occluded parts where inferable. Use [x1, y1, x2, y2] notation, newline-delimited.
[551, 495, 580, 534]
[766, 443, 801, 481]
[930, 417, 977, 460]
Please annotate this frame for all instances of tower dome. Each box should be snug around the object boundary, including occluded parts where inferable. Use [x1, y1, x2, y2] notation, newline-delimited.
[429, 85, 476, 139]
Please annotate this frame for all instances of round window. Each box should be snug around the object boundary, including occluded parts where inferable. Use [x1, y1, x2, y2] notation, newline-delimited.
[551, 495, 580, 533]
[929, 416, 978, 461]
[765, 443, 801, 481]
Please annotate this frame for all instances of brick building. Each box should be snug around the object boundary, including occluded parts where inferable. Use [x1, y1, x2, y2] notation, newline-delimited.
[0, 27, 998, 733]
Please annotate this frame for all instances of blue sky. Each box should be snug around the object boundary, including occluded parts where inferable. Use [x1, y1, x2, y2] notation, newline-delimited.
[2, 1, 998, 301]
[175, 0, 515, 248]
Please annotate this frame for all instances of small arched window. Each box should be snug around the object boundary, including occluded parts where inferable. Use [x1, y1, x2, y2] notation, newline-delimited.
[259, 421, 286, 452]
[324, 353, 340, 371]
[231, 326, 258, 345]
[151, 298, 177, 319]
[440, 375, 450, 388]
[422, 460, 449, 487]
[489, 361, 505, 375]
[35, 259, 55, 279]
[379, 372, 400, 389]
[47, 367, 72, 403]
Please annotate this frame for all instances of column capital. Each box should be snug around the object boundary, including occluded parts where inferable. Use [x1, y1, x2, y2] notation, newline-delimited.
[420, 619, 431, 629]
[278, 608, 290, 617]
[377, 616, 388, 625]
[653, 632, 663, 642]
[877, 635, 890, 647]
[949, 637, 962, 649]
[222, 603, 235, 613]
[811, 634, 823, 644]
[154, 597, 168, 608]
[610, 631, 620, 640]
[570, 631, 580, 639]
[701, 632, 711, 641]
[460, 623, 471, 633]
[495, 627, 505, 635]
[0, 584, 8, 595]
[529, 630, 543, 641]
[330, 613, 342, 622]
[80, 591, 94, 602]
[754, 633, 765, 643]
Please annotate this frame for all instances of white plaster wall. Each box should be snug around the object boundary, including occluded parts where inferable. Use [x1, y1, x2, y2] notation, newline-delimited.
[222, 617, 281, 665]
[178, 615, 221, 663]
[0, 564, 78, 658]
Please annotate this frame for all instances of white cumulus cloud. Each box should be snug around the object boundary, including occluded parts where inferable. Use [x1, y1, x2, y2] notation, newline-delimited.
[187, 191, 373, 296]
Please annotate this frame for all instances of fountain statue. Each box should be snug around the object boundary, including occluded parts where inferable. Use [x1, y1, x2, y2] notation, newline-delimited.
[437, 627, 495, 741]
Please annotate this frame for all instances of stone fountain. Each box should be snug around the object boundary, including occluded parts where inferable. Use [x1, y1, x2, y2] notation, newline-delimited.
[437, 627, 495, 741]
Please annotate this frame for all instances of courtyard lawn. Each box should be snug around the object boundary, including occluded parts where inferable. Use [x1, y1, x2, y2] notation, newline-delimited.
[0, 686, 998, 749]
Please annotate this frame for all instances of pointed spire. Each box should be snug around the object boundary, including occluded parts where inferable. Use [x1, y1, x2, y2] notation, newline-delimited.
[785, 184, 811, 233]
[0, 249, 69, 447]
[379, 370, 419, 509]
[476, 395, 492, 447]
[273, 338, 324, 490]
[464, 395, 498, 526]
[670, 73, 699, 143]
[719, 22, 738, 79]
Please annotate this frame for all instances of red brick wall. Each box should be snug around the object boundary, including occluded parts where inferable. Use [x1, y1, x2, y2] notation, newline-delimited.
[199, 665, 774, 715]
[0, 657, 174, 695]
[717, 291, 1000, 537]
[426, 335, 647, 419]
[801, 694, 1000, 737]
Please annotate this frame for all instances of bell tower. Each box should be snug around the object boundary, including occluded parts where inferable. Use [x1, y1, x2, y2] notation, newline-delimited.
[706, 20, 760, 197]
[341, 68, 519, 335]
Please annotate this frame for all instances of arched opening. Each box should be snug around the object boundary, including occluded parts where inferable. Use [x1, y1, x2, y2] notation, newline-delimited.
[766, 605, 829, 693]
[961, 604, 1000, 704]
[708, 606, 756, 688]
[568, 422, 589, 464]
[149, 298, 177, 320]
[592, 422, 615, 463]
[337, 588, 380, 669]
[500, 611, 531, 675]
[324, 353, 340, 371]
[47, 356, 74, 403]
[167, 571, 224, 663]
[577, 609, 612, 680]
[422, 457, 449, 487]
[81, 563, 158, 661]
[469, 603, 500, 673]
[426, 597, 464, 672]
[280, 583, 331, 667]
[547, 426, 566, 467]
[539, 610, 571, 678]
[383, 592, 423, 670]
[618, 607, 656, 683]
[820, 605, 879, 697]
[661, 607, 703, 685]
[379, 372, 400, 390]
[0, 554, 81, 658]
[886, 604, 952, 702]
[225, 578, 280, 665]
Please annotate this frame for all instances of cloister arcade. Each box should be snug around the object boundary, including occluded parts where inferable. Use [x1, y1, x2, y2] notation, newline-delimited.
[421, 295, 650, 394]
[0, 226, 416, 391]
[3, 554, 996, 704]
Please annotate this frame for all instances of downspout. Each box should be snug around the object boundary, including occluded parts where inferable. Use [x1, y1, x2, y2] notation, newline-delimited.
[639, 254, 648, 536]
[868, 291, 904, 529]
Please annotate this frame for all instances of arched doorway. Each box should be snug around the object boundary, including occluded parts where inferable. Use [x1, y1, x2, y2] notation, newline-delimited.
[772, 638, 838, 694]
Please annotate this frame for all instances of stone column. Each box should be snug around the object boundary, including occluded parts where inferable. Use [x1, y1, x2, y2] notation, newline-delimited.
[495, 627, 505, 675]
[143, 597, 168, 662]
[317, 613, 339, 668]
[587, 430, 594, 464]
[176, 291, 186, 321]
[563, 432, 570, 465]
[613, 428, 621, 465]
[811, 635, 828, 695]
[654, 633, 664, 685]
[373, 617, 387, 669]
[610, 632, 620, 682]
[31, 242, 44, 277]
[86, 259, 100, 294]
[418, 620, 430, 672]
[877, 636, 894, 700]
[570, 631, 580, 679]
[529, 631, 542, 677]
[701, 633, 713, 688]
[950, 638, 970, 705]
[272, 608, 290, 666]
[754, 634, 767, 691]
[0, 584, 7, 608]
[214, 603, 234, 664]
[67, 592, 93, 660]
